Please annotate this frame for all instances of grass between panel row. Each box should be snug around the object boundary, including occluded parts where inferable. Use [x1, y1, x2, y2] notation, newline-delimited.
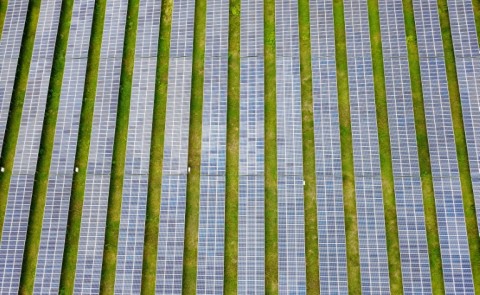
[264, 0, 278, 293]
[139, 0, 173, 292]
[297, 0, 320, 293]
[58, 0, 107, 293]
[99, 0, 140, 293]
[18, 0, 74, 293]
[473, 0, 480, 45]
[366, 0, 403, 293]
[0, 0, 41, 237]
[401, 0, 445, 293]
[0, 0, 7, 39]
[437, 0, 480, 290]
[331, 0, 362, 293]
[224, 0, 240, 293]
[181, 0, 207, 292]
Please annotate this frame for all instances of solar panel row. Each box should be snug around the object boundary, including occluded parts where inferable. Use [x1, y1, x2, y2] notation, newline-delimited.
[196, 0, 229, 291]
[156, 0, 195, 291]
[447, 0, 480, 235]
[0, 0, 62, 293]
[413, 0, 474, 292]
[74, 0, 127, 292]
[275, 0, 306, 293]
[0, 0, 28, 154]
[344, 0, 390, 293]
[309, 0, 348, 292]
[115, 0, 160, 293]
[379, 0, 431, 293]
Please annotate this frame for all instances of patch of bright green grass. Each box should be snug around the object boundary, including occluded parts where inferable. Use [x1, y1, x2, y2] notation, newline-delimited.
[264, 0, 278, 293]
[140, 0, 172, 292]
[0, 0, 7, 39]
[0, 0, 41, 238]
[366, 0, 403, 293]
[99, 0, 140, 293]
[401, 0, 445, 293]
[224, 0, 240, 293]
[297, 0, 320, 293]
[58, 0, 108, 293]
[17, 0, 74, 293]
[437, 0, 480, 290]
[472, 0, 480, 45]
[332, 0, 362, 293]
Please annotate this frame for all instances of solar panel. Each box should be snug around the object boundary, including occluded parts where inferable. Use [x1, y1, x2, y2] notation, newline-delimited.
[240, 0, 263, 57]
[275, 0, 306, 291]
[156, 0, 195, 288]
[115, 0, 160, 292]
[0, 0, 62, 292]
[309, 3, 348, 284]
[238, 55, 265, 293]
[196, 8, 229, 286]
[196, 176, 226, 294]
[156, 174, 187, 294]
[414, 0, 475, 291]
[379, 0, 432, 292]
[344, 0, 390, 292]
[0, 0, 28, 154]
[447, 0, 480, 234]
[74, 0, 127, 292]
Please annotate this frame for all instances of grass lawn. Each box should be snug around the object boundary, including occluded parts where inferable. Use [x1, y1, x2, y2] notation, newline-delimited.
[181, 0, 206, 291]
[332, 0, 362, 293]
[473, 0, 480, 45]
[58, 0, 108, 293]
[140, 0, 172, 292]
[224, 0, 240, 292]
[17, 0, 74, 293]
[0, 0, 41, 238]
[0, 0, 7, 39]
[99, 0, 140, 293]
[402, 0, 455, 293]
[366, 0, 403, 293]
[437, 0, 480, 290]
[264, 0, 278, 293]
[297, 0, 321, 293]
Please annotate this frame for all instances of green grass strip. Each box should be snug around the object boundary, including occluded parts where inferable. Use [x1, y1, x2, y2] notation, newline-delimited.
[0, 0, 7, 39]
[437, 0, 480, 290]
[366, 0, 403, 293]
[181, 0, 206, 291]
[473, 0, 480, 45]
[400, 0, 445, 293]
[331, 0, 361, 293]
[99, 0, 139, 293]
[58, 0, 107, 293]
[0, 0, 41, 236]
[224, 0, 240, 293]
[139, 0, 172, 292]
[17, 0, 74, 292]
[264, 0, 277, 292]
[297, 0, 320, 293]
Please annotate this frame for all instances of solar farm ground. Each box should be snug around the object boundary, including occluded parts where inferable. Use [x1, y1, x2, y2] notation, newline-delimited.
[0, 0, 479, 294]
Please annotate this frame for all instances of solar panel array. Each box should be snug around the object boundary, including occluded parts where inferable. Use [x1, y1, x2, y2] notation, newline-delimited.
[196, 0, 228, 292]
[74, 0, 127, 292]
[33, 1, 94, 293]
[114, 0, 160, 293]
[275, 0, 306, 293]
[155, 0, 195, 291]
[413, 0, 474, 292]
[309, 0, 348, 292]
[447, 0, 480, 234]
[238, 0, 265, 292]
[379, 0, 432, 293]
[344, 0, 390, 293]
[0, 0, 28, 154]
[0, 0, 62, 293]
